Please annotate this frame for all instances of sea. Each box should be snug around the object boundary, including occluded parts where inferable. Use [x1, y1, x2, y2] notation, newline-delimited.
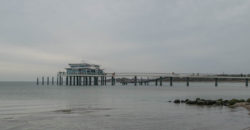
[0, 81, 249, 130]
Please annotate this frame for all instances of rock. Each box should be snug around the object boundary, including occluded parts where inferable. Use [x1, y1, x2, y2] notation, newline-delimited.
[217, 99, 223, 102]
[223, 100, 229, 106]
[172, 98, 250, 112]
[247, 98, 250, 103]
[196, 98, 201, 101]
[215, 101, 223, 105]
[174, 99, 180, 104]
[229, 99, 239, 105]
[186, 100, 196, 105]
[197, 100, 205, 105]
[206, 100, 216, 105]
[239, 99, 245, 102]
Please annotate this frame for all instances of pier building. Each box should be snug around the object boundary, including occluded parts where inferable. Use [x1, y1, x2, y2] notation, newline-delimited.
[56, 62, 107, 86]
[66, 63, 104, 75]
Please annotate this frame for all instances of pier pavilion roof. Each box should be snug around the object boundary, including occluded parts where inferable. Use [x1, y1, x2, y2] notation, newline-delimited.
[66, 63, 104, 71]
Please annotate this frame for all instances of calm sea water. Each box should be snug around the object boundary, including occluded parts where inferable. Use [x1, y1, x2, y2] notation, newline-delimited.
[0, 82, 250, 130]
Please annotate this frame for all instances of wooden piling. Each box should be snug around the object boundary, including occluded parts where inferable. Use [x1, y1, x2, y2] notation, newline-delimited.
[61, 76, 63, 85]
[85, 77, 87, 86]
[160, 77, 162, 86]
[59, 76, 61, 85]
[47, 77, 49, 85]
[37, 77, 39, 85]
[56, 77, 58, 85]
[104, 76, 107, 85]
[42, 77, 44, 85]
[186, 77, 189, 87]
[100, 76, 102, 85]
[52, 77, 54, 85]
[80, 76, 82, 86]
[111, 76, 115, 86]
[170, 77, 173, 87]
[134, 76, 137, 86]
[69, 76, 71, 86]
[215, 78, 218, 87]
[246, 79, 248, 87]
[66, 76, 68, 85]
[89, 77, 92, 86]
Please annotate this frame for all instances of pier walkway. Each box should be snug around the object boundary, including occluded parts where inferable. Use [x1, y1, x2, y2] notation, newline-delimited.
[36, 72, 250, 87]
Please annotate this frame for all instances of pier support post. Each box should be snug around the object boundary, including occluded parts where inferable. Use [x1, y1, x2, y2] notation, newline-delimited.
[100, 76, 103, 85]
[104, 77, 107, 85]
[61, 76, 63, 85]
[47, 77, 49, 85]
[37, 77, 39, 85]
[215, 78, 218, 87]
[186, 77, 189, 87]
[94, 77, 97, 86]
[160, 77, 162, 86]
[69, 76, 72, 86]
[89, 77, 92, 86]
[42, 77, 44, 85]
[103, 76, 105, 85]
[155, 79, 158, 86]
[73, 76, 76, 86]
[76, 76, 79, 86]
[170, 77, 173, 87]
[141, 78, 143, 85]
[58, 76, 60, 85]
[76, 76, 78, 86]
[111, 76, 115, 86]
[96, 77, 99, 86]
[246, 79, 248, 87]
[83, 76, 85, 86]
[79, 76, 82, 86]
[59, 76, 61, 85]
[66, 76, 68, 86]
[77, 76, 79, 86]
[52, 77, 54, 85]
[134, 76, 137, 86]
[84, 77, 86, 86]
[56, 77, 58, 85]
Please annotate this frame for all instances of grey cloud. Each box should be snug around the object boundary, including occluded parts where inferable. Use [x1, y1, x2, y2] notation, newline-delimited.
[0, 0, 250, 80]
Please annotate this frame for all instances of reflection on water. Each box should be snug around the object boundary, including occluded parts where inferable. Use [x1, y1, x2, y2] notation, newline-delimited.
[0, 82, 249, 130]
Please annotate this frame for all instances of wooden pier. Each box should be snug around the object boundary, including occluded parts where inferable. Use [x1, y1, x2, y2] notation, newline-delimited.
[37, 72, 250, 87]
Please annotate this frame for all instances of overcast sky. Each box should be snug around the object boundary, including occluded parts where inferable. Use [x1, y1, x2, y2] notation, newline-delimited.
[1, 0, 250, 81]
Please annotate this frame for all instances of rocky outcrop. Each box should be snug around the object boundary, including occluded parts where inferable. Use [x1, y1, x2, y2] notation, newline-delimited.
[172, 98, 250, 111]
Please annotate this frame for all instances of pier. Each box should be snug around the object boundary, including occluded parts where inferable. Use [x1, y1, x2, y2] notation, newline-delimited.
[37, 72, 250, 87]
[36, 63, 250, 87]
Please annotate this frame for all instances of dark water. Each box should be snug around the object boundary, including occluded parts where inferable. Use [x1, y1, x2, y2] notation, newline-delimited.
[0, 82, 250, 130]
